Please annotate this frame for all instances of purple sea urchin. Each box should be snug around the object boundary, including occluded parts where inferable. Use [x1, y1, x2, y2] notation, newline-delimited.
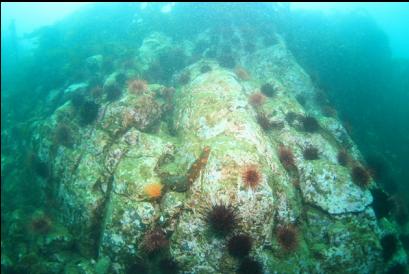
[301, 116, 320, 133]
[256, 112, 272, 130]
[227, 234, 253, 258]
[29, 215, 53, 235]
[260, 83, 276, 97]
[105, 83, 122, 101]
[276, 225, 299, 252]
[54, 123, 74, 148]
[351, 165, 371, 187]
[337, 149, 349, 166]
[237, 257, 263, 274]
[303, 146, 319, 160]
[79, 100, 99, 125]
[159, 258, 179, 274]
[205, 202, 238, 236]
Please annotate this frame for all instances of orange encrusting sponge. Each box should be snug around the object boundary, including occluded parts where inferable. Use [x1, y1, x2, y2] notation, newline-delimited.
[144, 182, 163, 199]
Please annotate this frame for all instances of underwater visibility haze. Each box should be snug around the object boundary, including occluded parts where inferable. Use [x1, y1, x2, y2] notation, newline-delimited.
[1, 2, 409, 273]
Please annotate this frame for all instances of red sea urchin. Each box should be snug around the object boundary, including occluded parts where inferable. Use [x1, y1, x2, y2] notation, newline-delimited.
[227, 234, 253, 258]
[276, 225, 299, 252]
[128, 79, 148, 94]
[351, 165, 371, 187]
[205, 202, 239, 236]
[279, 145, 295, 171]
[242, 165, 262, 190]
[249, 92, 266, 107]
[141, 228, 169, 254]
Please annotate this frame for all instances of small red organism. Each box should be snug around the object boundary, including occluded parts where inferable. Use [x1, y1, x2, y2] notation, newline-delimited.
[128, 79, 148, 94]
[276, 225, 299, 252]
[249, 92, 266, 107]
[279, 145, 295, 170]
[141, 228, 168, 254]
[242, 165, 262, 190]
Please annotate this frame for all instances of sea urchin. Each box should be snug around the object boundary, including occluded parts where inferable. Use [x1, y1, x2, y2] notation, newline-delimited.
[237, 257, 263, 274]
[279, 145, 295, 171]
[205, 202, 238, 236]
[351, 165, 371, 187]
[301, 116, 320, 133]
[128, 79, 148, 94]
[249, 92, 266, 107]
[303, 146, 319, 160]
[141, 228, 169, 255]
[276, 225, 299, 252]
[242, 165, 262, 190]
[227, 234, 253, 258]
[337, 149, 349, 166]
[29, 215, 53, 235]
[260, 83, 276, 97]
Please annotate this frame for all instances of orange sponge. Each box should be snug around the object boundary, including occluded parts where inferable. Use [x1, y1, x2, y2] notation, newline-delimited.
[144, 182, 163, 199]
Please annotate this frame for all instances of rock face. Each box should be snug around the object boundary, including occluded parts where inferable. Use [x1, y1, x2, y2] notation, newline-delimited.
[4, 29, 406, 274]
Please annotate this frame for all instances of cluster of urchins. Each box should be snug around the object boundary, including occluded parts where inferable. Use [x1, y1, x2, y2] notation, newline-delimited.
[200, 165, 298, 274]
[248, 82, 373, 189]
[202, 201, 299, 273]
[135, 163, 299, 274]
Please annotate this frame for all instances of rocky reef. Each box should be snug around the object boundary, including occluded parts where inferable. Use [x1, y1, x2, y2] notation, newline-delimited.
[2, 4, 408, 274]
